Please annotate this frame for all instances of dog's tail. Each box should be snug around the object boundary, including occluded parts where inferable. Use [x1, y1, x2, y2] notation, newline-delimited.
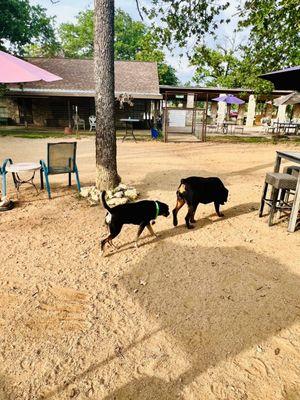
[101, 191, 112, 212]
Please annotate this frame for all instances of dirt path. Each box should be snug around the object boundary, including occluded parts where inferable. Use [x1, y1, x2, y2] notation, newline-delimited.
[0, 137, 300, 399]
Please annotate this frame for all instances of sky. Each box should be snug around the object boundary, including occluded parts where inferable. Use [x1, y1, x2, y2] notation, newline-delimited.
[29, 0, 247, 83]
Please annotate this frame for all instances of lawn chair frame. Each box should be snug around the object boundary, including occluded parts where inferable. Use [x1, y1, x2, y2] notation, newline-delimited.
[40, 142, 81, 199]
[1, 158, 16, 198]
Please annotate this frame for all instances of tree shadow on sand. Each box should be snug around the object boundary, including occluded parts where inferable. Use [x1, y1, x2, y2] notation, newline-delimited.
[140, 162, 274, 195]
[37, 242, 300, 400]
[105, 243, 300, 399]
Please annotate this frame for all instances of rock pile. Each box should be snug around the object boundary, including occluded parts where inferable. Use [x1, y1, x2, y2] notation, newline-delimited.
[80, 183, 139, 206]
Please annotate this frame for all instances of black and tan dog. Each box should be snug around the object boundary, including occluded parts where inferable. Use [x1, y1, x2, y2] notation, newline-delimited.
[173, 176, 229, 229]
[101, 191, 170, 253]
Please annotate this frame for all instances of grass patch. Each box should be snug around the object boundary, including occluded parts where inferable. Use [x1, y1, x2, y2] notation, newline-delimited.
[206, 135, 300, 144]
[0, 128, 155, 140]
[0, 128, 95, 139]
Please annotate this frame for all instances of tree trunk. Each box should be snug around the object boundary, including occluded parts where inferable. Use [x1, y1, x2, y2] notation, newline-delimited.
[94, 0, 120, 189]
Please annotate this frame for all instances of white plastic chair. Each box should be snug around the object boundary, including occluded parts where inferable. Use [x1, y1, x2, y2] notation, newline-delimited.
[89, 116, 96, 131]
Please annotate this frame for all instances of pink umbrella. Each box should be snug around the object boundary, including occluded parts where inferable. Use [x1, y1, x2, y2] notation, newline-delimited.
[0, 50, 62, 83]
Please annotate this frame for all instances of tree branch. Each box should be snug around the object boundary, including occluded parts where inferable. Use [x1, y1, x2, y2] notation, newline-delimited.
[135, 0, 144, 20]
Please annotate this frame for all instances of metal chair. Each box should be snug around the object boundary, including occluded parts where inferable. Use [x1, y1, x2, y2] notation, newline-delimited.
[40, 142, 81, 199]
[89, 116, 96, 131]
[73, 115, 85, 131]
[259, 172, 298, 226]
[0, 158, 15, 198]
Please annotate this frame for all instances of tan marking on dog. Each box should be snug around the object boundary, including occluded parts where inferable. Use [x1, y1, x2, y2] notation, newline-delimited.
[178, 184, 186, 194]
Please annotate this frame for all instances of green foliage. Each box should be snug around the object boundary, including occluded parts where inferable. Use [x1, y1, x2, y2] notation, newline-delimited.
[190, 44, 274, 94]
[238, 0, 300, 71]
[135, 33, 179, 85]
[0, 84, 8, 97]
[143, 0, 230, 48]
[114, 9, 146, 60]
[0, 0, 58, 54]
[58, 8, 179, 85]
[59, 9, 94, 58]
[190, 44, 240, 87]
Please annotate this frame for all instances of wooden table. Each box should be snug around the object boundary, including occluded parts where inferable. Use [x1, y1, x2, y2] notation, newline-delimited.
[120, 118, 140, 142]
[274, 151, 300, 232]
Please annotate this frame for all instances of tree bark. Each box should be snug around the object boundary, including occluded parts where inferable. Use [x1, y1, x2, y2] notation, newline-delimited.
[94, 0, 120, 189]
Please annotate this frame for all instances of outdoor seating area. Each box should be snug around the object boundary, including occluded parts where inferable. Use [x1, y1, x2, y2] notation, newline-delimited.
[1, 0, 300, 397]
[1, 142, 81, 200]
[1, 138, 300, 399]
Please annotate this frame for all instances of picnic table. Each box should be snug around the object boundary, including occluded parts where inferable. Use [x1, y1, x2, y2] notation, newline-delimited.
[120, 118, 140, 142]
[274, 151, 300, 232]
[272, 122, 300, 135]
[222, 121, 237, 134]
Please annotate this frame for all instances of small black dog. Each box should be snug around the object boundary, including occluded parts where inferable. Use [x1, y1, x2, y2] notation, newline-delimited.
[173, 176, 229, 229]
[101, 191, 170, 252]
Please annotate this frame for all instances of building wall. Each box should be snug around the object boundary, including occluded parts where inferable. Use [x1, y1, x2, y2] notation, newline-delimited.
[32, 99, 53, 127]
[0, 97, 19, 124]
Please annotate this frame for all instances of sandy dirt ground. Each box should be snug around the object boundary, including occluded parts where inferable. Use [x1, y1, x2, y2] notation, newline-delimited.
[0, 136, 300, 400]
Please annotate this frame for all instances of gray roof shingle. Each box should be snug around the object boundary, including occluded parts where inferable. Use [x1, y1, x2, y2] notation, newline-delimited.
[10, 58, 161, 99]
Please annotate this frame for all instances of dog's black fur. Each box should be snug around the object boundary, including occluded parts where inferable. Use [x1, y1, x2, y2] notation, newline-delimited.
[101, 191, 170, 252]
[172, 176, 229, 229]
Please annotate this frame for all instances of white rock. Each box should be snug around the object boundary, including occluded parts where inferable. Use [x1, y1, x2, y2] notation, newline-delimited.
[91, 193, 100, 203]
[117, 183, 127, 190]
[124, 189, 138, 200]
[114, 191, 124, 198]
[107, 197, 128, 206]
[80, 187, 92, 198]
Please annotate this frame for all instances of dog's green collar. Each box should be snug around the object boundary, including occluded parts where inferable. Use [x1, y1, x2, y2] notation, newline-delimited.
[155, 201, 160, 219]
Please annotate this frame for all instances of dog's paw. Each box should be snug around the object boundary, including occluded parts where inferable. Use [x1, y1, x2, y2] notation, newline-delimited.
[187, 225, 195, 229]
[218, 213, 225, 217]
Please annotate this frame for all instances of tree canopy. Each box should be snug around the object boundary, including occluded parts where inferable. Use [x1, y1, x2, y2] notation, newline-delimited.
[0, 0, 58, 54]
[58, 8, 179, 85]
[238, 0, 300, 71]
[142, 0, 299, 92]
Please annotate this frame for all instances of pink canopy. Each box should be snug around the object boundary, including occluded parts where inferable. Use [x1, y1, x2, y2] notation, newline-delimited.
[0, 50, 62, 83]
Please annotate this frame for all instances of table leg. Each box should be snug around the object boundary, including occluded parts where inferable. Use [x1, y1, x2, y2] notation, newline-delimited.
[14, 171, 39, 194]
[273, 155, 281, 172]
[131, 124, 137, 142]
[122, 122, 128, 142]
[288, 177, 300, 232]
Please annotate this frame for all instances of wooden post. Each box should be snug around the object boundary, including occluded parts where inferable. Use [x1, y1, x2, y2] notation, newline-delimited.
[67, 99, 71, 128]
[163, 92, 168, 143]
[203, 93, 209, 142]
